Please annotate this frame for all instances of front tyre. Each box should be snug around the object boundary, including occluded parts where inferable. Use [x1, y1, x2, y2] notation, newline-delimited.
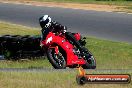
[46, 46, 66, 69]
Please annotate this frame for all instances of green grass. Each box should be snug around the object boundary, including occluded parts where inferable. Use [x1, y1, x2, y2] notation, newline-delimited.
[0, 21, 40, 35]
[86, 38, 132, 69]
[7, 0, 132, 12]
[29, 0, 132, 12]
[0, 21, 132, 69]
[30, 0, 132, 6]
[0, 59, 52, 68]
[0, 71, 131, 88]
[30, 0, 131, 4]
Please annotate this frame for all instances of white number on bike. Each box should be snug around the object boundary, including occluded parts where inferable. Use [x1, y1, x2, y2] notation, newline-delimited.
[46, 37, 52, 44]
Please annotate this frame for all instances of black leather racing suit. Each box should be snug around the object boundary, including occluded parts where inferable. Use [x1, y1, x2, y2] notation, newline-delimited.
[41, 21, 67, 40]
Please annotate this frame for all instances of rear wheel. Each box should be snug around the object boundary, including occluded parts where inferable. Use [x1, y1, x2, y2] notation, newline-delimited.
[82, 52, 96, 69]
[84, 59, 96, 69]
[46, 46, 66, 69]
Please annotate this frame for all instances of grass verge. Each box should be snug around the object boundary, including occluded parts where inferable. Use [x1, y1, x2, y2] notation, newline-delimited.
[0, 71, 131, 88]
[0, 21, 132, 69]
[34, 0, 132, 12]
[8, 0, 132, 12]
[0, 21, 40, 35]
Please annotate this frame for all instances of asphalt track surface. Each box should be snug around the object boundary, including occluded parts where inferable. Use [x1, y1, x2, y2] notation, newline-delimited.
[0, 3, 132, 43]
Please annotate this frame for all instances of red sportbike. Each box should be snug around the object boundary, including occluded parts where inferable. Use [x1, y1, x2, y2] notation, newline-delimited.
[41, 31, 96, 69]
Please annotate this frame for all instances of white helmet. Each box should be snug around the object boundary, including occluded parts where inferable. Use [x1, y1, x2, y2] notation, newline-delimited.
[39, 15, 52, 28]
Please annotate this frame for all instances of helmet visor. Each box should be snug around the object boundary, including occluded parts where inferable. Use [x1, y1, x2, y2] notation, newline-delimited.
[43, 18, 49, 25]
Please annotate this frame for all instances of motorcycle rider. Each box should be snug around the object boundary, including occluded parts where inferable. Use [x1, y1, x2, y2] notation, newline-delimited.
[39, 15, 67, 41]
[39, 15, 87, 53]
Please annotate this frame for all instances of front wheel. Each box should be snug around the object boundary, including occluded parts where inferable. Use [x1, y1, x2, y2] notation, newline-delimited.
[46, 46, 66, 69]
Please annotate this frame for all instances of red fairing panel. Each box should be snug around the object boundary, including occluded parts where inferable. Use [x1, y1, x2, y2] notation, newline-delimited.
[74, 33, 81, 41]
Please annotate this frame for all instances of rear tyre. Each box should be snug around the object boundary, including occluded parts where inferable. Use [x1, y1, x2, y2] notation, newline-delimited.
[83, 56, 96, 69]
[46, 46, 66, 69]
[82, 50, 96, 69]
